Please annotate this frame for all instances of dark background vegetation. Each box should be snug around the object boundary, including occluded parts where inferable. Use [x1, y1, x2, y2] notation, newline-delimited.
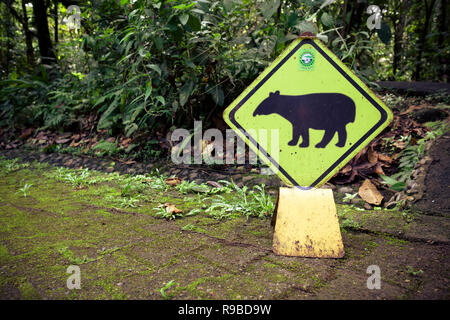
[0, 0, 448, 160]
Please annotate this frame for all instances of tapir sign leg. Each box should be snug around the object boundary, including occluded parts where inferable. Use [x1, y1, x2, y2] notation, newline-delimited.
[315, 129, 336, 148]
[298, 128, 310, 148]
[336, 127, 347, 147]
[288, 126, 301, 146]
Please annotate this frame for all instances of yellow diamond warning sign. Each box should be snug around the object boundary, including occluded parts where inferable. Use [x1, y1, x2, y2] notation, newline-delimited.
[223, 37, 393, 188]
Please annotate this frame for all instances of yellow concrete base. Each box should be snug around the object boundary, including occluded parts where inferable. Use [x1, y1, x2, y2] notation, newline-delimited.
[272, 187, 344, 258]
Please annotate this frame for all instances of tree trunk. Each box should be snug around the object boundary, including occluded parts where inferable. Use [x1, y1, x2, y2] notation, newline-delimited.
[348, 0, 364, 33]
[341, 0, 348, 37]
[393, 0, 412, 77]
[3, 4, 12, 75]
[276, 0, 282, 21]
[21, 0, 34, 66]
[31, 0, 56, 65]
[437, 0, 448, 82]
[412, 0, 436, 81]
[53, 0, 58, 44]
[342, 0, 358, 39]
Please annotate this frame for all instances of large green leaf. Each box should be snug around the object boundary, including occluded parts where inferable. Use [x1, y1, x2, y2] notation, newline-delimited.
[210, 85, 224, 106]
[320, 12, 334, 27]
[295, 20, 317, 34]
[287, 13, 299, 28]
[379, 174, 406, 191]
[186, 14, 201, 31]
[147, 64, 161, 76]
[391, 182, 407, 192]
[153, 37, 164, 52]
[179, 14, 189, 25]
[377, 21, 392, 44]
[97, 96, 120, 129]
[260, 0, 280, 19]
[223, 0, 234, 12]
[144, 81, 152, 102]
[125, 123, 138, 137]
[179, 81, 194, 107]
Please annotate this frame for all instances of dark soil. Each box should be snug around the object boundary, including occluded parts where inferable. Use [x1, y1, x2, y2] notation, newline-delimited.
[415, 134, 450, 216]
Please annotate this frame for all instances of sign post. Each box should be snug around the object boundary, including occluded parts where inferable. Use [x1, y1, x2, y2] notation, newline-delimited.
[223, 36, 393, 258]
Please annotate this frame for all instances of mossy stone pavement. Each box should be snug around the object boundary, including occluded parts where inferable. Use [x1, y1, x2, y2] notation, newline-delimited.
[0, 151, 448, 300]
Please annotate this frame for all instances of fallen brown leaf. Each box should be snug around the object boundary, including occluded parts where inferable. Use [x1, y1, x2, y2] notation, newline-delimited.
[358, 179, 383, 205]
[367, 148, 378, 164]
[340, 164, 352, 174]
[399, 104, 429, 116]
[374, 163, 385, 175]
[35, 131, 47, 141]
[393, 141, 407, 149]
[121, 138, 132, 148]
[206, 181, 222, 188]
[19, 128, 34, 139]
[354, 162, 376, 170]
[55, 138, 71, 144]
[69, 140, 82, 147]
[60, 132, 72, 139]
[165, 177, 182, 186]
[354, 147, 367, 163]
[378, 153, 393, 163]
[163, 203, 182, 214]
[119, 159, 136, 165]
[342, 169, 358, 184]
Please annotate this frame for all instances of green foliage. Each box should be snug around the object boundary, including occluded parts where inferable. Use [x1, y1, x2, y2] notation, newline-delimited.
[379, 175, 406, 192]
[340, 217, 360, 230]
[342, 192, 358, 203]
[133, 140, 161, 161]
[406, 265, 424, 277]
[396, 131, 438, 181]
[1, 0, 447, 155]
[0, 158, 30, 173]
[381, 121, 449, 186]
[18, 183, 33, 197]
[382, 93, 407, 111]
[1, 0, 389, 141]
[176, 180, 208, 194]
[53, 167, 94, 188]
[203, 181, 274, 219]
[376, 21, 392, 45]
[56, 246, 96, 265]
[159, 280, 176, 300]
[0, 78, 48, 130]
[88, 0, 284, 136]
[153, 205, 183, 220]
[174, 179, 229, 194]
[181, 223, 205, 232]
[92, 140, 119, 156]
[337, 206, 361, 230]
[117, 195, 141, 208]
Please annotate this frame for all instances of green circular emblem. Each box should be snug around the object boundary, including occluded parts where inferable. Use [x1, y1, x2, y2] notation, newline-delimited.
[300, 52, 315, 67]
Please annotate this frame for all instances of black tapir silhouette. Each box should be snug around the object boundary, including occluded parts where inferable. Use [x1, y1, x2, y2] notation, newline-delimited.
[253, 91, 355, 148]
